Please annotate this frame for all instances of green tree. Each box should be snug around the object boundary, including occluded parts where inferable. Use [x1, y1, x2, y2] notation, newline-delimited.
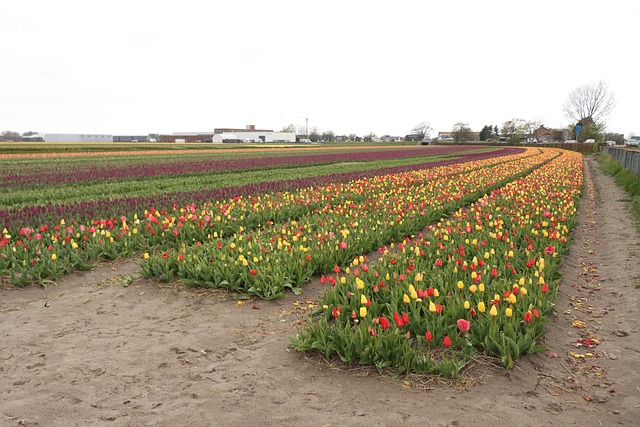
[479, 125, 492, 141]
[572, 121, 604, 142]
[309, 127, 321, 142]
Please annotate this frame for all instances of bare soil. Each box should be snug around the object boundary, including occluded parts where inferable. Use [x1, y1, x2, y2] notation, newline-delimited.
[2, 156, 640, 427]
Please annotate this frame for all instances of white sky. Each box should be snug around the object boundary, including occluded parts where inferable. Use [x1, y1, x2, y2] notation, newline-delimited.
[1, 0, 638, 137]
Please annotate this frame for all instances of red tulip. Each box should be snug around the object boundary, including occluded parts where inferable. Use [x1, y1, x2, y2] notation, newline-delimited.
[524, 311, 533, 323]
[425, 331, 433, 341]
[332, 306, 341, 318]
[401, 312, 410, 325]
[249, 269, 257, 275]
[541, 284, 549, 293]
[394, 312, 404, 327]
[380, 317, 390, 329]
[443, 336, 451, 347]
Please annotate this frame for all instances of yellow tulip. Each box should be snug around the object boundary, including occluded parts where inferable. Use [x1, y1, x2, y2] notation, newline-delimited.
[490, 305, 498, 317]
[457, 280, 464, 289]
[464, 300, 470, 309]
[143, 253, 149, 259]
[509, 294, 517, 304]
[403, 294, 411, 303]
[429, 301, 436, 312]
[479, 283, 485, 292]
[478, 302, 486, 313]
[356, 278, 364, 290]
[51, 253, 57, 260]
[469, 284, 477, 293]
[505, 307, 513, 318]
[360, 307, 367, 318]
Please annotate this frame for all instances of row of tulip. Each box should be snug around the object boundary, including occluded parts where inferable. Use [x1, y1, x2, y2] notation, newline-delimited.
[289, 150, 583, 376]
[1, 149, 541, 286]
[0, 146, 483, 189]
[139, 149, 556, 299]
[0, 147, 522, 231]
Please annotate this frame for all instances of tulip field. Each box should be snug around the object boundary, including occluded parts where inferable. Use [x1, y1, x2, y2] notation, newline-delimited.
[0, 144, 584, 377]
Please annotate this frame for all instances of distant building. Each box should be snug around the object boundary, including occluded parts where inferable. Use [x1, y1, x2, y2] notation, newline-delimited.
[44, 134, 113, 142]
[436, 132, 454, 141]
[159, 133, 215, 143]
[113, 135, 149, 142]
[381, 135, 403, 142]
[404, 133, 424, 142]
[533, 125, 554, 143]
[210, 125, 295, 143]
[21, 133, 44, 142]
[214, 125, 273, 134]
[436, 131, 480, 141]
[211, 131, 295, 143]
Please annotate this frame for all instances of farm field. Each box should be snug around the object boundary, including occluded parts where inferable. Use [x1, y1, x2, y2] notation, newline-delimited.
[1, 144, 640, 426]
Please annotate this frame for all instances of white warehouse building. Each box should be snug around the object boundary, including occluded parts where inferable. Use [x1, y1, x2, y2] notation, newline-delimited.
[44, 134, 114, 143]
[211, 131, 296, 143]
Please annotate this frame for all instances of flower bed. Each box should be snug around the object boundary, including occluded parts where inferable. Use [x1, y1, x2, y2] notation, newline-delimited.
[1, 149, 541, 287]
[140, 150, 555, 299]
[289, 150, 583, 377]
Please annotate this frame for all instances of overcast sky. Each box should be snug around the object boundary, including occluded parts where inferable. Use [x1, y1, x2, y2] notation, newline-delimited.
[2, 0, 638, 137]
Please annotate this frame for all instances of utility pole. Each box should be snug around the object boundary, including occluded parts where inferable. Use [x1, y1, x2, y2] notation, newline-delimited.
[306, 118, 309, 137]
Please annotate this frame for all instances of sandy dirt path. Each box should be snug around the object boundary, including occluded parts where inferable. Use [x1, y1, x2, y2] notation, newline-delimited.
[1, 156, 639, 427]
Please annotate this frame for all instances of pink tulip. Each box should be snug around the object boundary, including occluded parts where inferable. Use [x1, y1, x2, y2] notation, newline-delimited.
[457, 319, 471, 333]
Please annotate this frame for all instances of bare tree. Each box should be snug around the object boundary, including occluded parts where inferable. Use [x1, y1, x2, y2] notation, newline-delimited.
[523, 119, 542, 142]
[411, 122, 433, 140]
[501, 118, 526, 142]
[321, 130, 335, 142]
[452, 122, 472, 143]
[563, 80, 615, 124]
